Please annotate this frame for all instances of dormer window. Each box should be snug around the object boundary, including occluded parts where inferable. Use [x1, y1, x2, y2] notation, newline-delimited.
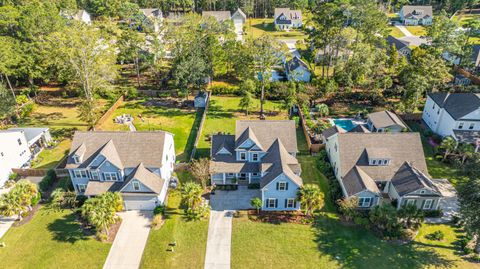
[239, 152, 247, 161]
[252, 153, 259, 162]
[133, 181, 140, 191]
[369, 158, 390, 166]
[73, 155, 80, 164]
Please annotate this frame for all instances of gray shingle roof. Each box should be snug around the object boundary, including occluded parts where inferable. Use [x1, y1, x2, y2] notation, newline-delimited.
[401, 6, 433, 19]
[8, 127, 49, 144]
[386, 35, 409, 50]
[428, 92, 480, 120]
[286, 56, 309, 73]
[202, 11, 231, 22]
[235, 120, 298, 153]
[391, 162, 441, 196]
[368, 110, 407, 129]
[120, 163, 165, 194]
[67, 131, 170, 169]
[453, 130, 480, 144]
[84, 181, 121, 196]
[274, 8, 302, 24]
[260, 139, 302, 188]
[342, 166, 380, 196]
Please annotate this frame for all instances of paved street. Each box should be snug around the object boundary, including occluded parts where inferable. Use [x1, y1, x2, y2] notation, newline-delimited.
[103, 211, 152, 269]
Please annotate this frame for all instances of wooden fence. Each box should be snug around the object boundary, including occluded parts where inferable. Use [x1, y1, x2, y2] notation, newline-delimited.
[12, 168, 47, 177]
[297, 106, 323, 154]
[399, 113, 422, 121]
[189, 92, 211, 160]
[94, 95, 124, 129]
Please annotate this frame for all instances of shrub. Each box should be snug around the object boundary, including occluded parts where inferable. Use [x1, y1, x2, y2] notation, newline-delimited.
[8, 173, 19, 181]
[151, 214, 164, 229]
[354, 216, 370, 228]
[123, 87, 138, 100]
[39, 169, 57, 192]
[209, 85, 240, 95]
[424, 209, 443, 218]
[4, 180, 16, 188]
[76, 195, 88, 207]
[31, 191, 41, 206]
[154, 205, 165, 216]
[425, 230, 445, 241]
[247, 183, 260, 189]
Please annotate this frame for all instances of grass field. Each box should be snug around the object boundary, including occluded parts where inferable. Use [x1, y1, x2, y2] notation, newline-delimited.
[97, 99, 201, 162]
[31, 139, 72, 169]
[389, 26, 405, 38]
[0, 207, 111, 269]
[244, 18, 307, 40]
[405, 26, 428, 36]
[232, 213, 479, 269]
[452, 13, 480, 26]
[196, 95, 288, 157]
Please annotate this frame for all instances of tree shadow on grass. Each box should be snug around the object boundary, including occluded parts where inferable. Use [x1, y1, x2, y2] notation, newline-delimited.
[47, 211, 89, 244]
[313, 214, 456, 269]
[177, 109, 204, 162]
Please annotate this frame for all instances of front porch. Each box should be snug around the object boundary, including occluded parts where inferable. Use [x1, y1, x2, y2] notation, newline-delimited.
[212, 173, 261, 186]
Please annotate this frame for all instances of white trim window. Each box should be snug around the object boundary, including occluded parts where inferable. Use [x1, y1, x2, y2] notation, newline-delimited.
[73, 155, 80, 164]
[358, 197, 372, 207]
[252, 173, 260, 177]
[423, 199, 433, 210]
[104, 172, 119, 181]
[77, 184, 86, 193]
[132, 181, 140, 191]
[458, 122, 464, 129]
[286, 198, 295, 208]
[239, 152, 247, 161]
[252, 153, 259, 162]
[267, 198, 277, 208]
[406, 199, 416, 206]
[469, 123, 475, 130]
[278, 181, 287, 191]
[73, 170, 88, 178]
[90, 170, 99, 180]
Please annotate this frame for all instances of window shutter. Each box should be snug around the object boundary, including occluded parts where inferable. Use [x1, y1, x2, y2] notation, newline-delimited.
[286, 182, 289, 190]
[276, 182, 279, 190]
[421, 200, 425, 209]
[275, 199, 278, 208]
[294, 200, 297, 208]
[265, 199, 269, 208]
[284, 199, 287, 208]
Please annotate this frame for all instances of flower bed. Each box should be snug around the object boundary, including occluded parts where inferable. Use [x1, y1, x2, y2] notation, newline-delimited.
[247, 210, 313, 225]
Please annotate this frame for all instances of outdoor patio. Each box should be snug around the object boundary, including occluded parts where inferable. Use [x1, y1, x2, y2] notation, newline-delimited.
[210, 186, 261, 211]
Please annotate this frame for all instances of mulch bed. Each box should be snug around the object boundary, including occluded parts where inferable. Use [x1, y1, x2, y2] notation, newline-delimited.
[12, 204, 42, 227]
[105, 218, 122, 243]
[247, 210, 314, 225]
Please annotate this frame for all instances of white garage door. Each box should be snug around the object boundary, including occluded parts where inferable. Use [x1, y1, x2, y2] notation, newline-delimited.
[124, 197, 157, 211]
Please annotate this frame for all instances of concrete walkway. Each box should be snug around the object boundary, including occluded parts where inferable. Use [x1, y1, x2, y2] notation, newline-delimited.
[103, 211, 152, 269]
[426, 179, 459, 224]
[0, 216, 16, 239]
[204, 210, 234, 269]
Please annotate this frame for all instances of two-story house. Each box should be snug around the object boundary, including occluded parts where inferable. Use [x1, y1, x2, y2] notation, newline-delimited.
[210, 120, 303, 211]
[285, 56, 311, 82]
[322, 130, 443, 211]
[66, 131, 175, 211]
[422, 92, 480, 145]
[274, 8, 302, 30]
[399, 5, 433, 26]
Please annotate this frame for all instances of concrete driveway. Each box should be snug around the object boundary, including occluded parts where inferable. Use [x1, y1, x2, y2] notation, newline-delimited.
[280, 39, 301, 58]
[394, 23, 413, 37]
[0, 216, 16, 239]
[426, 179, 459, 224]
[103, 211, 153, 269]
[210, 186, 261, 211]
[204, 210, 234, 269]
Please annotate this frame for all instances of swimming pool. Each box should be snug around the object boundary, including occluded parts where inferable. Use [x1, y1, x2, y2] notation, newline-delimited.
[333, 119, 356, 131]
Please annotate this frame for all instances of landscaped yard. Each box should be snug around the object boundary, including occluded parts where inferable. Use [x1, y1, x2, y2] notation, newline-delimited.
[0, 207, 111, 269]
[97, 98, 202, 162]
[405, 25, 428, 36]
[244, 18, 307, 40]
[452, 12, 480, 26]
[140, 190, 208, 269]
[232, 212, 479, 269]
[196, 95, 288, 157]
[31, 139, 72, 169]
[389, 26, 405, 38]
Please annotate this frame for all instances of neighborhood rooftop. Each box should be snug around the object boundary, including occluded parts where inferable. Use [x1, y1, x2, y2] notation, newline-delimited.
[401, 5, 433, 19]
[368, 110, 407, 129]
[427, 92, 480, 120]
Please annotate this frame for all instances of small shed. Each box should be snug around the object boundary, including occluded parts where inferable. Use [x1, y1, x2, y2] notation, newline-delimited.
[194, 91, 209, 108]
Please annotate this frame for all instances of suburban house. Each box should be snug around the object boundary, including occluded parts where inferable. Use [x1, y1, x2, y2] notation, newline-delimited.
[442, 44, 480, 69]
[399, 5, 433, 26]
[322, 131, 443, 210]
[274, 8, 302, 30]
[285, 56, 311, 82]
[0, 127, 52, 186]
[66, 131, 175, 210]
[202, 9, 247, 40]
[386, 35, 411, 57]
[210, 120, 303, 211]
[422, 92, 480, 145]
[61, 9, 92, 25]
[366, 111, 408, 133]
[139, 8, 163, 32]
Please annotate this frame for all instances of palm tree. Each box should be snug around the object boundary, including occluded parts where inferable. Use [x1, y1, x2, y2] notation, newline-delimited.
[297, 184, 324, 216]
[181, 182, 203, 210]
[315, 103, 329, 118]
[398, 204, 424, 230]
[0, 192, 25, 220]
[457, 143, 475, 165]
[440, 136, 457, 161]
[15, 181, 38, 211]
[250, 197, 262, 214]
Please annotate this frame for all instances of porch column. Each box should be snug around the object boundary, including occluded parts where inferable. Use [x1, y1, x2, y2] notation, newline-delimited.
[222, 173, 225, 184]
[248, 173, 251, 184]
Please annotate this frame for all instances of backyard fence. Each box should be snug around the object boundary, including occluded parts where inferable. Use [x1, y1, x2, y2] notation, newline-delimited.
[400, 113, 422, 121]
[297, 106, 323, 154]
[94, 95, 124, 130]
[189, 92, 211, 161]
[11, 168, 47, 177]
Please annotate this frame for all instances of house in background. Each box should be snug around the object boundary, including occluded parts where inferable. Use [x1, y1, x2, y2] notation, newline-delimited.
[202, 9, 247, 41]
[386, 35, 411, 57]
[66, 131, 175, 211]
[274, 8, 302, 30]
[61, 9, 92, 25]
[366, 111, 408, 133]
[139, 8, 163, 32]
[322, 131, 443, 210]
[8, 127, 52, 156]
[399, 5, 433, 26]
[210, 120, 302, 211]
[422, 92, 480, 145]
[285, 56, 311, 82]
[0, 131, 30, 187]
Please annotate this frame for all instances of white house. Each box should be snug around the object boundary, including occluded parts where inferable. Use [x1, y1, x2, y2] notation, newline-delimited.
[66, 131, 175, 211]
[422, 92, 480, 145]
[285, 56, 311, 82]
[274, 8, 302, 30]
[140, 8, 163, 32]
[0, 131, 30, 187]
[399, 6, 433, 26]
[61, 9, 92, 25]
[202, 9, 247, 41]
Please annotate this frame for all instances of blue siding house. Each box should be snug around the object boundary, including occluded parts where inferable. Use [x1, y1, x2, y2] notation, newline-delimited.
[210, 120, 303, 211]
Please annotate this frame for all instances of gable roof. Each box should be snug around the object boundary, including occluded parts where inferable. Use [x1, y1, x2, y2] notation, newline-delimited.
[401, 6, 433, 19]
[120, 163, 165, 194]
[386, 35, 410, 51]
[202, 11, 232, 22]
[337, 133, 428, 181]
[391, 162, 441, 196]
[235, 121, 298, 153]
[342, 166, 381, 196]
[427, 92, 480, 120]
[236, 127, 263, 150]
[66, 131, 171, 169]
[286, 56, 309, 73]
[231, 8, 246, 20]
[260, 139, 302, 188]
[274, 8, 302, 23]
[322, 125, 347, 140]
[93, 140, 124, 169]
[368, 110, 407, 129]
[211, 134, 235, 156]
[140, 8, 162, 18]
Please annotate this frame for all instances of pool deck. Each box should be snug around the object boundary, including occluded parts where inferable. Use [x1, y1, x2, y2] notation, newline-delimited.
[329, 118, 366, 131]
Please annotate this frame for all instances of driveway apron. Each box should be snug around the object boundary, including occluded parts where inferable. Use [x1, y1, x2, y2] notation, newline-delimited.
[204, 210, 233, 269]
[103, 211, 152, 269]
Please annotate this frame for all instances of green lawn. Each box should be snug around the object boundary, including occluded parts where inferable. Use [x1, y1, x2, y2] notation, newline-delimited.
[452, 13, 480, 26]
[196, 95, 288, 157]
[244, 18, 307, 40]
[232, 212, 479, 269]
[31, 139, 71, 169]
[97, 99, 202, 162]
[140, 191, 209, 269]
[0, 207, 111, 269]
[405, 25, 428, 36]
[389, 26, 405, 38]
